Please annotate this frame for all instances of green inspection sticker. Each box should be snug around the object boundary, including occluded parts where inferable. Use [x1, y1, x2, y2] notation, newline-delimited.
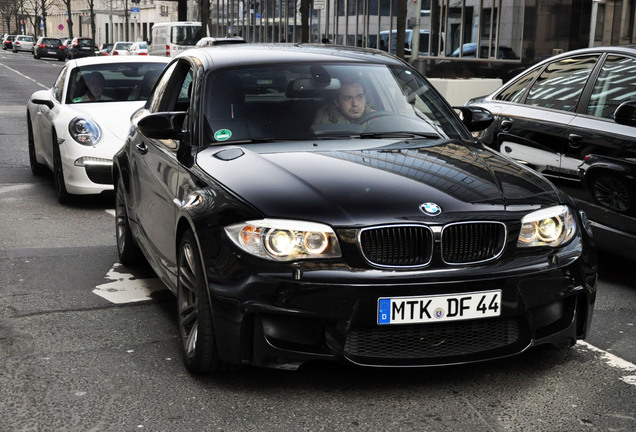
[214, 129, 232, 141]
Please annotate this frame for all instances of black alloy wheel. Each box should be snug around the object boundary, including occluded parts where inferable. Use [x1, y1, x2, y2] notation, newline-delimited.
[115, 177, 143, 265]
[591, 174, 634, 215]
[27, 115, 46, 176]
[52, 132, 71, 204]
[177, 230, 227, 375]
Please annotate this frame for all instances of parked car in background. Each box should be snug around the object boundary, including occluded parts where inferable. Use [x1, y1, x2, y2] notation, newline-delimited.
[33, 37, 66, 61]
[97, 43, 114, 56]
[12, 35, 35, 53]
[113, 44, 597, 375]
[66, 37, 96, 59]
[110, 41, 134, 55]
[195, 36, 245, 47]
[468, 46, 636, 260]
[2, 34, 15, 50]
[129, 41, 148, 55]
[26, 56, 169, 203]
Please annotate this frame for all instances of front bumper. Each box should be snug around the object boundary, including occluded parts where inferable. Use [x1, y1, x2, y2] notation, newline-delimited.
[206, 249, 596, 370]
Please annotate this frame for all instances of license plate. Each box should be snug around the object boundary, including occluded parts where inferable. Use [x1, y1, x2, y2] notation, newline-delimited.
[48, 51, 56, 54]
[378, 290, 501, 325]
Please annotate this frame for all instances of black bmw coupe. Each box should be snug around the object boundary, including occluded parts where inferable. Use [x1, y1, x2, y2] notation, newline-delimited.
[113, 44, 597, 374]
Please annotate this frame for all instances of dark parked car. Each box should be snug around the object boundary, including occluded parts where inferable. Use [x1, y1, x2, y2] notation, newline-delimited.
[2, 34, 15, 50]
[33, 37, 66, 61]
[66, 37, 96, 59]
[468, 46, 636, 260]
[113, 44, 597, 374]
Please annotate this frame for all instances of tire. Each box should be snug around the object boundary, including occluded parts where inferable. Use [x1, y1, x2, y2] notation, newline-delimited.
[590, 174, 635, 215]
[27, 115, 47, 176]
[52, 132, 72, 204]
[34, 52, 39, 59]
[177, 230, 228, 375]
[115, 176, 143, 265]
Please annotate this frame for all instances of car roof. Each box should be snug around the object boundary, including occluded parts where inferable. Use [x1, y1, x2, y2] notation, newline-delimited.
[177, 43, 405, 69]
[68, 55, 171, 67]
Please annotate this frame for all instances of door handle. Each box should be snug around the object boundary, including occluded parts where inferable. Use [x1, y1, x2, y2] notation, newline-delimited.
[136, 142, 148, 154]
[568, 134, 583, 149]
[501, 120, 513, 132]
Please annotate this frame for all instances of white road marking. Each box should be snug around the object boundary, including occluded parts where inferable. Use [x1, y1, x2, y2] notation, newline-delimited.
[577, 341, 636, 387]
[0, 62, 49, 88]
[93, 263, 166, 304]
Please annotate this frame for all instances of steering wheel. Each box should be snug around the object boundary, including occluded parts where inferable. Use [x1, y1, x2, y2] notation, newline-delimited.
[358, 110, 394, 124]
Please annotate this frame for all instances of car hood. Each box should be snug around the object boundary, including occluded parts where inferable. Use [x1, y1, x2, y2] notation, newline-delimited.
[71, 102, 143, 142]
[196, 139, 562, 225]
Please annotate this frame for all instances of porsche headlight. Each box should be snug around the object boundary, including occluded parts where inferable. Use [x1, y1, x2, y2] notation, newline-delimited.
[518, 205, 576, 248]
[225, 219, 341, 261]
[69, 117, 101, 146]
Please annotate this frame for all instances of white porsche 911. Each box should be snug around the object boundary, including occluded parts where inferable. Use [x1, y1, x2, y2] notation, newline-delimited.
[27, 56, 169, 203]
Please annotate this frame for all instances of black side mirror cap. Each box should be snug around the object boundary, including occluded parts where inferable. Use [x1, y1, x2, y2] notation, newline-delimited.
[454, 105, 494, 132]
[137, 112, 187, 140]
[614, 101, 636, 127]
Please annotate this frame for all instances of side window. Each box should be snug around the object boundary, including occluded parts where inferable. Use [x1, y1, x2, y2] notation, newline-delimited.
[586, 55, 636, 119]
[148, 62, 177, 113]
[53, 65, 68, 102]
[150, 61, 194, 113]
[525, 55, 599, 112]
[495, 67, 540, 103]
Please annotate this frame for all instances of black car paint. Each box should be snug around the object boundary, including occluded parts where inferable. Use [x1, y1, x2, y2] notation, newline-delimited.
[470, 46, 636, 260]
[114, 45, 597, 371]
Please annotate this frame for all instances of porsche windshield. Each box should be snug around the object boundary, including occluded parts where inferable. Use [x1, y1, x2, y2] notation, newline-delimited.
[202, 63, 470, 143]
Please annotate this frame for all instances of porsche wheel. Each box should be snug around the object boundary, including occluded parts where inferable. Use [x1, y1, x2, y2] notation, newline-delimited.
[27, 115, 47, 176]
[177, 230, 227, 375]
[115, 177, 143, 265]
[52, 133, 71, 204]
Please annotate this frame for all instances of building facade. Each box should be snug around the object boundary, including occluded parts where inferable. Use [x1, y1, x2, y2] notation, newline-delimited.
[4, 1, 635, 76]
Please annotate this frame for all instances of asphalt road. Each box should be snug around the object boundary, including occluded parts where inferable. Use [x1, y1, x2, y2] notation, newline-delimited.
[1, 50, 635, 432]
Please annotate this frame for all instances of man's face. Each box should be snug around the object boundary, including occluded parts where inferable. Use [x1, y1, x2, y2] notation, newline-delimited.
[87, 76, 104, 97]
[334, 82, 366, 121]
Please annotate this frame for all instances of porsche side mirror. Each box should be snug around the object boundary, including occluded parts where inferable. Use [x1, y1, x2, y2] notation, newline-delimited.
[454, 106, 494, 132]
[614, 101, 636, 127]
[137, 112, 187, 140]
[32, 98, 54, 109]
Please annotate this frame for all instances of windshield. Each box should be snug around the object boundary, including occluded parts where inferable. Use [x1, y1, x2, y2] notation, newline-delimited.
[171, 25, 202, 45]
[67, 63, 167, 104]
[203, 62, 470, 143]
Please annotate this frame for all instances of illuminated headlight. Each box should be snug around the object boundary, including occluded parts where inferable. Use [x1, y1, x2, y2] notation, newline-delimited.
[69, 117, 101, 146]
[518, 205, 576, 248]
[225, 219, 342, 261]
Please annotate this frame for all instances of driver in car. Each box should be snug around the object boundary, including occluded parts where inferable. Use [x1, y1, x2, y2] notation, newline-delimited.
[314, 77, 375, 124]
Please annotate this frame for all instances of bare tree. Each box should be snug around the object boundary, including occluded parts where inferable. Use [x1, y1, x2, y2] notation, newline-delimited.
[0, 0, 19, 33]
[61, 0, 73, 38]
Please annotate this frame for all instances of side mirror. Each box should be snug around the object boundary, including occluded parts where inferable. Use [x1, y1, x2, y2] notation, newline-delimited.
[32, 98, 54, 109]
[137, 112, 187, 140]
[454, 106, 494, 132]
[614, 101, 636, 127]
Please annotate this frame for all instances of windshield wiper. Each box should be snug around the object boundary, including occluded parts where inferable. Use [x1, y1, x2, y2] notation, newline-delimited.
[359, 131, 441, 139]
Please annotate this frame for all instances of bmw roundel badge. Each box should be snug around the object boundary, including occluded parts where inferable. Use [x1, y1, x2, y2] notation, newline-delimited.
[420, 202, 442, 216]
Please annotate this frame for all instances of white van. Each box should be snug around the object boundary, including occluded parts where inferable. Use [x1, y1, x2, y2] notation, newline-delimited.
[379, 29, 444, 56]
[149, 22, 203, 57]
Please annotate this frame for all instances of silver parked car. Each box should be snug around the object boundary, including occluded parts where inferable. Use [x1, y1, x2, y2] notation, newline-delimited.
[12, 35, 35, 53]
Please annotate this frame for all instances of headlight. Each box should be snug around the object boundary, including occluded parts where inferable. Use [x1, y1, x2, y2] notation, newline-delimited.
[518, 205, 576, 248]
[68, 117, 101, 146]
[225, 219, 342, 261]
